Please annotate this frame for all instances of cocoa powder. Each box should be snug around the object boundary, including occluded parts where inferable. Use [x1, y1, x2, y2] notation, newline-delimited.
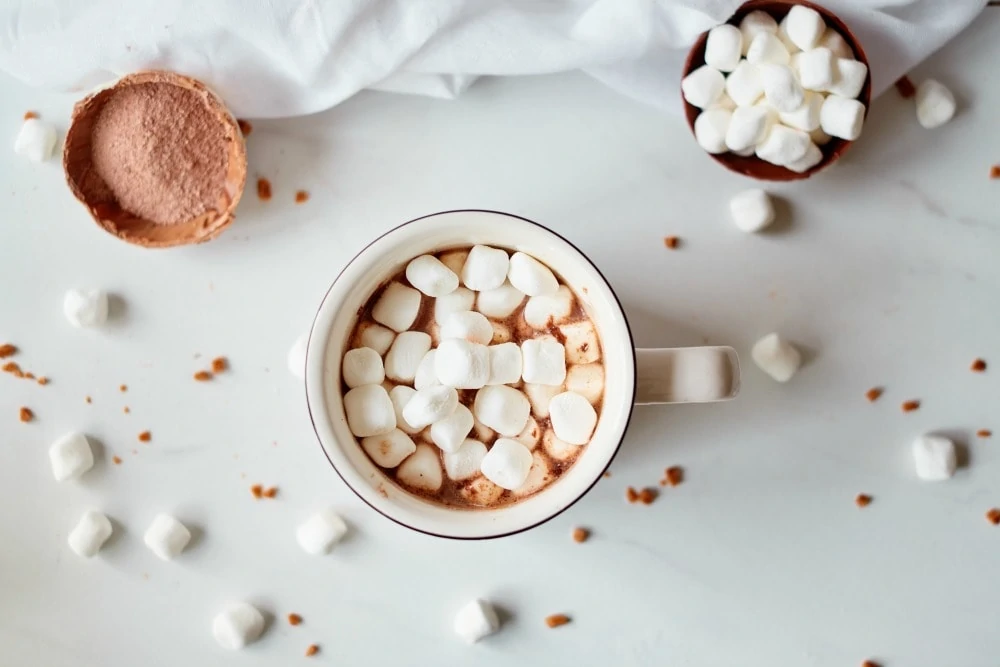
[89, 82, 228, 225]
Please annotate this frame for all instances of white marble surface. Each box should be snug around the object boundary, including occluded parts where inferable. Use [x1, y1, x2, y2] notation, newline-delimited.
[1, 11, 998, 667]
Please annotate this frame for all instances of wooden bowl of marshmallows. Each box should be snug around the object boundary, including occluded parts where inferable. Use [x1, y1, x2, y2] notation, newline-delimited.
[681, 0, 871, 180]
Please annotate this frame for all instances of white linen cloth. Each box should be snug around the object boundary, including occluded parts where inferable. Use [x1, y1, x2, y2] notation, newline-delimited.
[0, 0, 985, 118]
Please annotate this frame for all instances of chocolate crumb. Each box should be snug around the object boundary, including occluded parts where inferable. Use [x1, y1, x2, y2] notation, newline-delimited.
[295, 190, 309, 204]
[901, 400, 920, 413]
[119, 384, 127, 392]
[665, 466, 684, 487]
[112, 455, 122, 465]
[663, 236, 680, 249]
[263, 486, 278, 499]
[37, 376, 48, 386]
[138, 431, 151, 443]
[257, 178, 272, 201]
[637, 487, 658, 505]
[19, 407, 33, 423]
[3, 361, 23, 377]
[288, 613, 302, 626]
[977, 429, 992, 439]
[865, 387, 882, 402]
[571, 527, 590, 543]
[894, 75, 915, 98]
[24, 372, 34, 380]
[987, 508, 1000, 525]
[237, 119, 252, 136]
[250, 484, 263, 499]
[971, 358, 987, 372]
[23, 110, 39, 120]
[211, 356, 228, 373]
[305, 644, 319, 657]
[124, 406, 130, 414]
[85, 396, 93, 404]
[861, 661, 882, 667]
[545, 614, 571, 628]
[0, 344, 17, 358]
[625, 486, 639, 503]
[990, 165, 1000, 180]
[855, 494, 872, 508]
[602, 471, 611, 478]
[193, 370, 212, 381]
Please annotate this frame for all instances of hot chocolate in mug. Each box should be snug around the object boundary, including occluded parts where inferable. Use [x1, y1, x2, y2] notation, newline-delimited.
[305, 210, 740, 539]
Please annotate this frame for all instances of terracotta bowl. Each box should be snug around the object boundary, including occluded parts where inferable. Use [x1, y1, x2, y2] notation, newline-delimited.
[682, 0, 871, 181]
[63, 71, 247, 248]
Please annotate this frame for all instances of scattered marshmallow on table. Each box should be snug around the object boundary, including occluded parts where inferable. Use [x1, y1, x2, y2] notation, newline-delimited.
[402, 385, 459, 430]
[405, 254, 459, 297]
[521, 337, 567, 386]
[739, 11, 777, 54]
[746, 33, 790, 66]
[704, 24, 742, 72]
[342, 347, 385, 388]
[362, 428, 417, 468]
[755, 124, 810, 166]
[49, 432, 94, 481]
[760, 63, 804, 112]
[297, 508, 348, 554]
[549, 392, 597, 445]
[213, 602, 265, 650]
[795, 48, 834, 91]
[725, 60, 763, 107]
[68, 510, 113, 558]
[287, 333, 308, 379]
[63, 289, 108, 328]
[487, 342, 522, 386]
[430, 403, 475, 453]
[912, 434, 957, 481]
[358, 322, 395, 356]
[435, 287, 475, 322]
[454, 599, 500, 644]
[443, 438, 488, 480]
[372, 282, 422, 333]
[694, 108, 732, 154]
[480, 438, 533, 490]
[461, 245, 509, 291]
[820, 95, 865, 141]
[143, 513, 192, 561]
[476, 282, 525, 319]
[440, 311, 493, 345]
[523, 285, 574, 329]
[751, 333, 801, 382]
[725, 105, 774, 153]
[729, 189, 776, 232]
[388, 385, 421, 434]
[915, 79, 956, 129]
[826, 58, 868, 99]
[14, 117, 57, 162]
[783, 5, 825, 51]
[474, 385, 531, 437]
[384, 331, 432, 383]
[682, 64, 725, 109]
[435, 339, 490, 389]
[507, 252, 559, 297]
[344, 384, 396, 437]
[397, 443, 443, 491]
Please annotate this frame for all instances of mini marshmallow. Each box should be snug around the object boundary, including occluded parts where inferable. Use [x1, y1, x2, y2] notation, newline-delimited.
[342, 347, 385, 388]
[681, 65, 725, 109]
[49, 432, 94, 481]
[389, 385, 421, 434]
[296, 508, 348, 554]
[523, 285, 574, 329]
[430, 403, 475, 453]
[521, 338, 567, 386]
[439, 249, 469, 277]
[729, 188, 776, 232]
[473, 418, 495, 443]
[414, 350, 441, 390]
[460, 476, 506, 505]
[435, 339, 490, 389]
[384, 331, 432, 383]
[515, 416, 542, 450]
[358, 322, 395, 356]
[288, 333, 308, 379]
[507, 252, 559, 297]
[344, 384, 396, 437]
[818, 28, 852, 59]
[739, 11, 778, 54]
[362, 428, 417, 467]
[543, 429, 578, 462]
[435, 287, 476, 322]
[784, 5, 825, 51]
[524, 382, 562, 418]
[560, 321, 600, 364]
[454, 599, 500, 644]
[480, 438, 533, 490]
[760, 64, 804, 112]
[709, 92, 737, 111]
[778, 90, 823, 131]
[476, 282, 525, 319]
[143, 514, 191, 561]
[462, 245, 510, 291]
[440, 311, 493, 345]
[14, 118, 57, 162]
[372, 282, 422, 333]
[795, 47, 835, 91]
[402, 385, 459, 430]
[443, 438, 488, 480]
[694, 108, 732, 154]
[826, 58, 868, 100]
[820, 95, 865, 141]
[565, 363, 605, 405]
[549, 391, 597, 445]
[745, 32, 790, 66]
[916, 79, 956, 129]
[213, 602, 265, 650]
[912, 434, 957, 481]
[68, 510, 113, 558]
[491, 321, 512, 344]
[755, 124, 810, 166]
[786, 141, 823, 173]
[474, 385, 531, 437]
[487, 342, 522, 385]
[515, 452, 554, 496]
[725, 61, 764, 107]
[397, 443, 443, 491]
[63, 289, 109, 328]
[704, 24, 742, 72]
[777, 16, 802, 55]
[751, 332, 801, 382]
[725, 105, 774, 152]
[810, 126, 832, 146]
[405, 254, 459, 297]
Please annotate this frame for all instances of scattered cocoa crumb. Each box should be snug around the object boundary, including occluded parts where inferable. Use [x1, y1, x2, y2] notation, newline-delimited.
[257, 178, 272, 201]
[894, 75, 915, 98]
[865, 387, 883, 402]
[305, 644, 319, 657]
[37, 376, 48, 386]
[990, 165, 1000, 180]
[625, 486, 639, 503]
[138, 431, 151, 443]
[23, 110, 39, 120]
[123, 406, 130, 414]
[861, 661, 882, 667]
[987, 508, 1000, 525]
[112, 456, 122, 465]
[901, 400, 920, 413]
[193, 370, 212, 381]
[237, 119, 253, 136]
[19, 407, 33, 423]
[977, 429, 992, 439]
[119, 384, 128, 392]
[3, 361, 23, 377]
[602, 471, 611, 478]
[211, 356, 227, 373]
[638, 487, 658, 505]
[571, 527, 590, 543]
[250, 484, 263, 499]
[663, 236, 680, 249]
[295, 190, 309, 204]
[24, 372, 34, 380]
[85, 396, 92, 404]
[263, 486, 278, 499]
[855, 494, 872, 508]
[288, 613, 303, 626]
[0, 344, 17, 358]
[665, 466, 684, 487]
[971, 358, 987, 372]
[545, 614, 571, 628]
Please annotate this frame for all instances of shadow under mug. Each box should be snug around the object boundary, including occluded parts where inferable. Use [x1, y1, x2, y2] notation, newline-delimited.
[305, 210, 740, 539]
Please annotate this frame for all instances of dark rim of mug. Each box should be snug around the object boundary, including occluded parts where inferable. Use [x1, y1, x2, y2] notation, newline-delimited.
[305, 209, 638, 540]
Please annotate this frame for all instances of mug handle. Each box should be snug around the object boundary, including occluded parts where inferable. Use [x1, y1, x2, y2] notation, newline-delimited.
[635, 347, 740, 405]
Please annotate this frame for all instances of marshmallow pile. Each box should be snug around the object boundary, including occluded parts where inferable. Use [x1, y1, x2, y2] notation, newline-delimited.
[343, 246, 603, 499]
[683, 6, 868, 172]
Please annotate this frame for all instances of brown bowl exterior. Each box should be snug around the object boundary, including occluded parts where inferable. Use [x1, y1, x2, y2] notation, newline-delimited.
[63, 71, 247, 248]
[682, 0, 871, 181]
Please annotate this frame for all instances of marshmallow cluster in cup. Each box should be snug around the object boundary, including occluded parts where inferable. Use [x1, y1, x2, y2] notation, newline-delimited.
[683, 5, 868, 173]
[340, 245, 604, 508]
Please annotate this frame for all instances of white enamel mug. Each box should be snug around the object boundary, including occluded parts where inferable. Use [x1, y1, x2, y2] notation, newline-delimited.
[305, 210, 740, 539]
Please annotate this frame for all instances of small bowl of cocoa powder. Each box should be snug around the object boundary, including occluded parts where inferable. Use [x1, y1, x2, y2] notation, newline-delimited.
[63, 71, 246, 248]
